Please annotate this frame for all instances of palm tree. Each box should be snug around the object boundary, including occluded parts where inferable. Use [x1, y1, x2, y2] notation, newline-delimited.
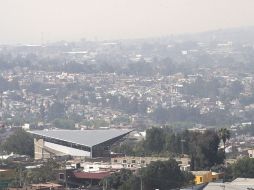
[218, 128, 230, 153]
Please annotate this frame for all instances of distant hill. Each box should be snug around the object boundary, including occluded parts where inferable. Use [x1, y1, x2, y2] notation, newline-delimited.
[172, 26, 254, 43]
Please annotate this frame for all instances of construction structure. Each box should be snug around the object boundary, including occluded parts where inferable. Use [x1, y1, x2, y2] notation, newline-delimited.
[28, 129, 132, 160]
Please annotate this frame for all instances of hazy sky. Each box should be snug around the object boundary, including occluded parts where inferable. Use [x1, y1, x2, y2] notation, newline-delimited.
[0, 0, 254, 44]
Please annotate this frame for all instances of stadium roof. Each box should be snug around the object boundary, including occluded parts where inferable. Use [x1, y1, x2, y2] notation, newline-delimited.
[29, 129, 132, 147]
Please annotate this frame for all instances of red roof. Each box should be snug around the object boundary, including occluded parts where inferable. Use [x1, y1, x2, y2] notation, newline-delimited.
[73, 171, 111, 180]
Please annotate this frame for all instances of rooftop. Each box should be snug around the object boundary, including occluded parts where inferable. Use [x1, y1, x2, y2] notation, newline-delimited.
[73, 171, 111, 180]
[204, 178, 254, 190]
[31, 183, 63, 188]
[28, 129, 132, 147]
[231, 178, 254, 185]
[191, 171, 211, 176]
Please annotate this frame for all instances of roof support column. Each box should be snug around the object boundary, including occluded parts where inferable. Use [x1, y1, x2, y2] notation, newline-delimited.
[90, 146, 93, 158]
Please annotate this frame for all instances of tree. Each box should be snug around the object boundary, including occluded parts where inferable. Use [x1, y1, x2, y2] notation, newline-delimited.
[25, 159, 60, 184]
[228, 80, 244, 99]
[103, 160, 194, 190]
[189, 130, 224, 170]
[183, 77, 220, 98]
[113, 128, 225, 170]
[233, 158, 254, 178]
[47, 102, 65, 121]
[3, 129, 34, 157]
[225, 158, 254, 181]
[53, 118, 75, 129]
[144, 127, 166, 153]
[152, 106, 169, 124]
[0, 76, 19, 93]
[164, 133, 181, 154]
[218, 128, 231, 153]
[112, 140, 145, 157]
[103, 169, 134, 190]
[140, 159, 194, 190]
[118, 175, 140, 190]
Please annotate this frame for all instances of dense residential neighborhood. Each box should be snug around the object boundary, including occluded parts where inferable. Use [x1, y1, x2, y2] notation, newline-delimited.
[1, 28, 254, 130]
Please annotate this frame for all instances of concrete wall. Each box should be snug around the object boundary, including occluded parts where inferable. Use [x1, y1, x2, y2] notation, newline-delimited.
[34, 138, 91, 160]
[34, 138, 49, 160]
[111, 156, 169, 168]
[111, 156, 190, 169]
[248, 149, 254, 158]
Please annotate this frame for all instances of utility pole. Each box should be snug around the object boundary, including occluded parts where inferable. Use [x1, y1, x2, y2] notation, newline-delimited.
[181, 139, 186, 155]
[64, 159, 68, 189]
[18, 164, 22, 187]
[0, 92, 2, 108]
[103, 179, 108, 190]
[140, 177, 143, 190]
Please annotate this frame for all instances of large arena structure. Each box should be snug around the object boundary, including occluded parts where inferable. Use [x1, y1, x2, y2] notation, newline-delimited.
[28, 129, 132, 160]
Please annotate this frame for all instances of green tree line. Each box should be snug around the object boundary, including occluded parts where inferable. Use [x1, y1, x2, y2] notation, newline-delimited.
[114, 127, 228, 170]
[102, 159, 194, 190]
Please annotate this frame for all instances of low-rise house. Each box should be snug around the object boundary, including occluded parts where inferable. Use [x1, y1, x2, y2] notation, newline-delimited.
[191, 171, 222, 185]
[111, 156, 169, 168]
[247, 149, 254, 158]
[111, 156, 191, 171]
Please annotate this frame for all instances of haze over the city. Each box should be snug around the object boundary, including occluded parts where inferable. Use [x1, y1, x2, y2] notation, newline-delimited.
[1, 0, 254, 44]
[2, 0, 254, 188]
